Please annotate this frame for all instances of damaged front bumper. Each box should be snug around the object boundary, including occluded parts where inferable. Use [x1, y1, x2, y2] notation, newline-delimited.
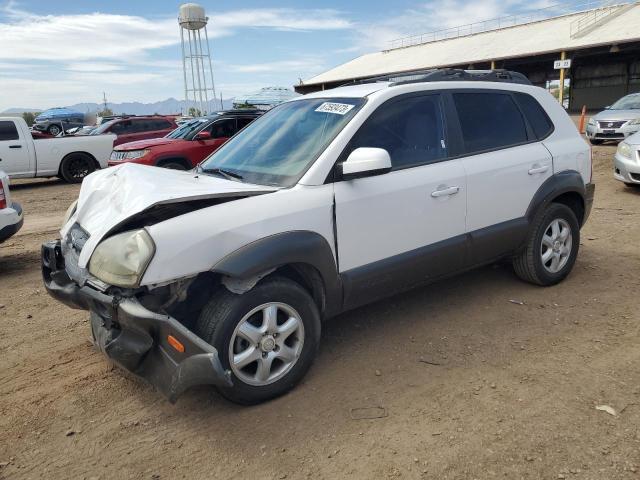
[41, 239, 231, 402]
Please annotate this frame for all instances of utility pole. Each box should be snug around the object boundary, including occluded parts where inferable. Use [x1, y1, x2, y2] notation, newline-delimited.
[102, 92, 108, 113]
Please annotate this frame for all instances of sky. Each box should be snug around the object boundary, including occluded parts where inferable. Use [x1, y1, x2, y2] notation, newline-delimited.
[0, 0, 566, 111]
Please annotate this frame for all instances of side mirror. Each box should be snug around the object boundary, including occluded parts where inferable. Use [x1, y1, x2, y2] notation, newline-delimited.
[195, 131, 212, 140]
[339, 147, 391, 180]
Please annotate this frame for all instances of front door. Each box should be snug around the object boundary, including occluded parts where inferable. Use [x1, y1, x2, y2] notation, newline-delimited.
[0, 120, 31, 177]
[333, 93, 467, 309]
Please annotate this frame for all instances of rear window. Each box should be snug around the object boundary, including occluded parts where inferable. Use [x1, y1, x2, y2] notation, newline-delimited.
[0, 121, 19, 141]
[514, 93, 554, 139]
[453, 92, 528, 154]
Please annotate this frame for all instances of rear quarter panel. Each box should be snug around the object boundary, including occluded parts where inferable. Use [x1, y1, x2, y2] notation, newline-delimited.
[33, 134, 116, 176]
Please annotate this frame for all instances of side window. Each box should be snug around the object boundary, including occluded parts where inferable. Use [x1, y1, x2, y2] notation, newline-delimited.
[452, 92, 528, 153]
[150, 119, 171, 130]
[237, 117, 254, 130]
[347, 94, 447, 169]
[210, 119, 236, 138]
[0, 121, 19, 141]
[133, 120, 153, 132]
[111, 120, 132, 134]
[514, 93, 554, 139]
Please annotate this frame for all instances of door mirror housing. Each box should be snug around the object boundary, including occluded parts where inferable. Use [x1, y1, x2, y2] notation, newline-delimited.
[195, 130, 212, 140]
[339, 147, 392, 180]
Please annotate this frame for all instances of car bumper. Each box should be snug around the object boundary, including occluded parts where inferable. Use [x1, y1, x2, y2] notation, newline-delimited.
[583, 183, 595, 224]
[585, 123, 640, 141]
[41, 239, 232, 402]
[613, 151, 640, 184]
[0, 202, 23, 243]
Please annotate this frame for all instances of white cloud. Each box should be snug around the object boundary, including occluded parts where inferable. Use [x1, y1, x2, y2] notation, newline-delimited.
[225, 59, 324, 74]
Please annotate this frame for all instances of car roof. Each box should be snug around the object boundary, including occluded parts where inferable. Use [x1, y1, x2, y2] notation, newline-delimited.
[301, 83, 392, 100]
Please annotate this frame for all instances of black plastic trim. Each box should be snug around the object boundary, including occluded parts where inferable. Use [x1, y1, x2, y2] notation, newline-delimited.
[0, 202, 23, 243]
[525, 170, 587, 225]
[212, 231, 343, 317]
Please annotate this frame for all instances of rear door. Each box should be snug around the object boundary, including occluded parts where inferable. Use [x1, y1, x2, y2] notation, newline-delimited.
[448, 90, 553, 262]
[0, 120, 32, 176]
[334, 93, 467, 309]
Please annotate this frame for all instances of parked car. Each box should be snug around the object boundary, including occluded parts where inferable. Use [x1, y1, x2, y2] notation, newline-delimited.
[0, 170, 23, 243]
[42, 70, 594, 405]
[614, 130, 640, 186]
[33, 108, 85, 136]
[108, 111, 261, 170]
[0, 117, 115, 183]
[90, 116, 178, 147]
[585, 93, 640, 144]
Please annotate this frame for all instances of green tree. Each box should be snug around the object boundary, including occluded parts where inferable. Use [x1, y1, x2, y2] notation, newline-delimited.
[22, 111, 36, 126]
[99, 108, 114, 117]
[188, 107, 201, 117]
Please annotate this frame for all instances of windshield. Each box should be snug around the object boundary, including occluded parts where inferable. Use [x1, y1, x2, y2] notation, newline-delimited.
[610, 94, 640, 110]
[200, 98, 364, 187]
[90, 119, 116, 135]
[166, 118, 210, 139]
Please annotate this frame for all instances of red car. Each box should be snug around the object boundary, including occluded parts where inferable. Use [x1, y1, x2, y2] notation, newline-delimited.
[91, 116, 178, 147]
[108, 110, 261, 170]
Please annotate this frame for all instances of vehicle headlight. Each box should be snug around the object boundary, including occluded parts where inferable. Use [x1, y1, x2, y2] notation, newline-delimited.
[617, 142, 632, 159]
[88, 229, 155, 287]
[62, 200, 78, 228]
[627, 118, 640, 126]
[587, 117, 596, 126]
[124, 150, 149, 160]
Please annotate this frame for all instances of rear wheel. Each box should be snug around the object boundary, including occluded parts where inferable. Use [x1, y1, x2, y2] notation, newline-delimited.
[59, 153, 95, 183]
[195, 276, 320, 405]
[513, 203, 580, 286]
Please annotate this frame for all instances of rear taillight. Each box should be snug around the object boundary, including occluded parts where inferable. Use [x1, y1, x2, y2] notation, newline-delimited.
[0, 182, 6, 210]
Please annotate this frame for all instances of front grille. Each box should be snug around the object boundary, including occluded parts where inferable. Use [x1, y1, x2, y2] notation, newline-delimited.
[598, 121, 625, 129]
[110, 151, 127, 161]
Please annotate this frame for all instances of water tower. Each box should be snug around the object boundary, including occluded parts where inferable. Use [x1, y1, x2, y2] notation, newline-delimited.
[178, 3, 218, 115]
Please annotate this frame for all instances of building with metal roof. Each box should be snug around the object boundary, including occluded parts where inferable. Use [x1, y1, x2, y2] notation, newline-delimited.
[295, 1, 640, 111]
[233, 86, 300, 110]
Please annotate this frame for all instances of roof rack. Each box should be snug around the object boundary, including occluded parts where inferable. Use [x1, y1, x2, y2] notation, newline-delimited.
[341, 68, 532, 87]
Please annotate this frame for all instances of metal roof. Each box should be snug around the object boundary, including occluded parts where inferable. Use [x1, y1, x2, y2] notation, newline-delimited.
[233, 86, 300, 106]
[302, 2, 640, 87]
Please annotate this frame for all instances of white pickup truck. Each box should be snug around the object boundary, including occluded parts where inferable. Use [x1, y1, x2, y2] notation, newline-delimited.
[0, 117, 115, 183]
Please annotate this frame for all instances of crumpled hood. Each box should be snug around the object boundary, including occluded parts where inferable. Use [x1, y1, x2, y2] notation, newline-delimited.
[114, 137, 180, 150]
[593, 109, 640, 122]
[63, 163, 277, 268]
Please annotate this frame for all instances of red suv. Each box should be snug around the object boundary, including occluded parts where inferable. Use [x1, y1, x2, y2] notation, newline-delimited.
[91, 116, 178, 147]
[108, 110, 261, 170]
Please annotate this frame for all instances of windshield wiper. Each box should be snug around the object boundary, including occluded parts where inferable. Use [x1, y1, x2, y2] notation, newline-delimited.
[200, 167, 244, 181]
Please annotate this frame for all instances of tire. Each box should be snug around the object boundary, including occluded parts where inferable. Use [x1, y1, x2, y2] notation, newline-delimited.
[589, 138, 604, 145]
[195, 276, 321, 405]
[513, 203, 580, 286]
[59, 153, 96, 183]
[158, 161, 187, 170]
[47, 124, 62, 136]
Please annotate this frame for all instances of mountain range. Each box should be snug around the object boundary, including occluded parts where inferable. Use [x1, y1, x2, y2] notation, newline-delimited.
[2, 97, 234, 115]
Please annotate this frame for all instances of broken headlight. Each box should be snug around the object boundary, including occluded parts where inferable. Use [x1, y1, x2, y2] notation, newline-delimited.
[88, 229, 155, 288]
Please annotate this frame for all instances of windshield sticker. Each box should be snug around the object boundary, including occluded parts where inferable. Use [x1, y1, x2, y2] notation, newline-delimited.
[315, 102, 355, 115]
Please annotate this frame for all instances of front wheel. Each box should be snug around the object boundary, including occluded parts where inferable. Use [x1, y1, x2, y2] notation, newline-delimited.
[195, 276, 321, 405]
[47, 124, 62, 136]
[513, 203, 580, 286]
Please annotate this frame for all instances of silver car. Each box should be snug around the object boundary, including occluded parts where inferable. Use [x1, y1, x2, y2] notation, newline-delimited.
[586, 93, 640, 144]
[614, 131, 640, 186]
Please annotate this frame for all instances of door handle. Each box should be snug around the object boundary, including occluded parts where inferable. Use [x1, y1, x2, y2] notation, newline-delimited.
[528, 165, 549, 175]
[9, 145, 22, 149]
[431, 186, 460, 198]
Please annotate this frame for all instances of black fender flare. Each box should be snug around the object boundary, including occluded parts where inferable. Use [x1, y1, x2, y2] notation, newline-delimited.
[525, 170, 587, 225]
[212, 231, 342, 318]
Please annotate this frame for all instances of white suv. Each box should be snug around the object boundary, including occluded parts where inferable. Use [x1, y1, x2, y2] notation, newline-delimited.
[42, 70, 595, 405]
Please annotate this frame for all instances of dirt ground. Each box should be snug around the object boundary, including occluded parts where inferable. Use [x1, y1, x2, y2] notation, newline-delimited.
[1, 142, 639, 480]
